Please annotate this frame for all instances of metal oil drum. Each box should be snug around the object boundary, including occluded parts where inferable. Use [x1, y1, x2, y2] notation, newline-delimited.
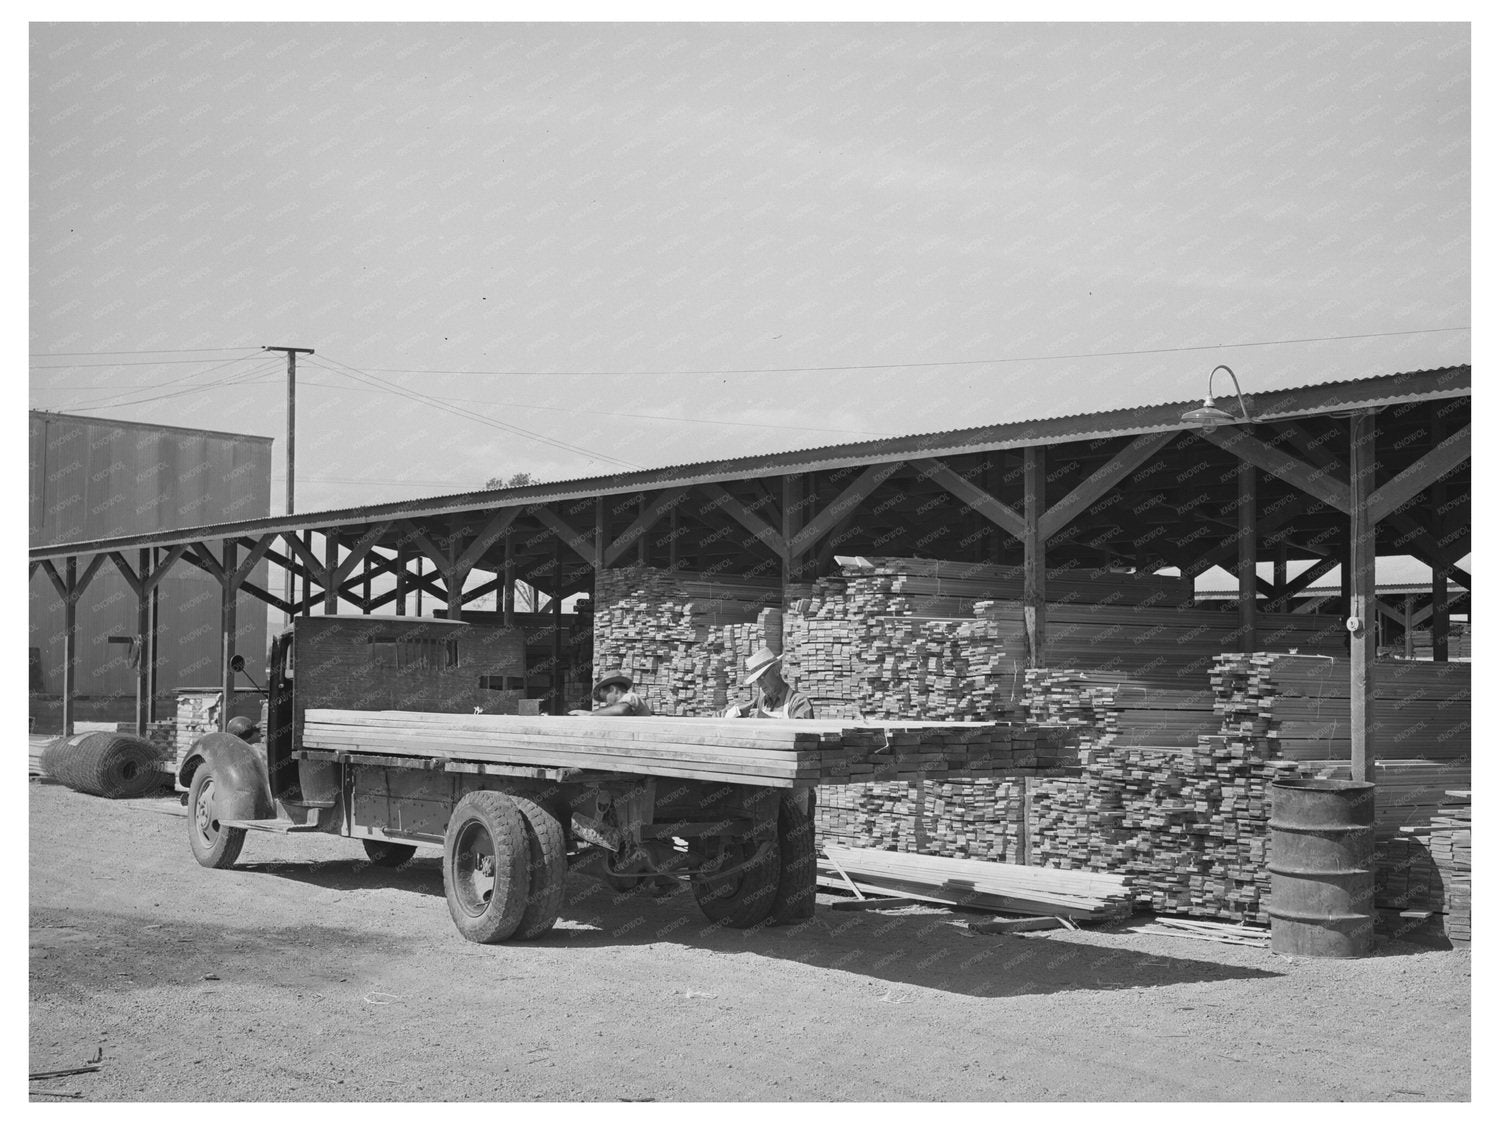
[1267, 777, 1377, 957]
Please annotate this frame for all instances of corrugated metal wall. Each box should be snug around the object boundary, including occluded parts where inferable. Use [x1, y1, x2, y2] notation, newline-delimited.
[28, 413, 273, 701]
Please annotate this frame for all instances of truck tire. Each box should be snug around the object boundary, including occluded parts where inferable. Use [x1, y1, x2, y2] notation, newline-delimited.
[442, 790, 530, 944]
[362, 840, 417, 867]
[187, 767, 246, 869]
[770, 793, 817, 925]
[490, 785, 568, 940]
[693, 832, 780, 929]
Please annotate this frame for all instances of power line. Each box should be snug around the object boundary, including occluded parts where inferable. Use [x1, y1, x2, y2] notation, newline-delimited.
[63, 358, 285, 412]
[58, 351, 269, 409]
[30, 355, 270, 369]
[311, 355, 641, 471]
[356, 325, 1471, 379]
[28, 346, 255, 357]
[283, 376, 895, 438]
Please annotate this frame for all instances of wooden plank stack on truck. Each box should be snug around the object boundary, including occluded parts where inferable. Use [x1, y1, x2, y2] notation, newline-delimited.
[179, 617, 1067, 942]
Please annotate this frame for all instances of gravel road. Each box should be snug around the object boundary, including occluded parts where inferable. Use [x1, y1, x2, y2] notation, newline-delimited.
[29, 779, 1470, 1102]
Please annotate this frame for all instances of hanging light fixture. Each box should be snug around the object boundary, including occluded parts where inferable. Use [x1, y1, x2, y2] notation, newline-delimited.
[1181, 364, 1252, 433]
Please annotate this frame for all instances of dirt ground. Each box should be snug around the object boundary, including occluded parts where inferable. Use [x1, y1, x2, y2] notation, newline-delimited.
[29, 777, 1470, 1103]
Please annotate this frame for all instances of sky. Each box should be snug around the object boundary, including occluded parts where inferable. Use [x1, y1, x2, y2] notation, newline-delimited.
[27, 21, 1471, 534]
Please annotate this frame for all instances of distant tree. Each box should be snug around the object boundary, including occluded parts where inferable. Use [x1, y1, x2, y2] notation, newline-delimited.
[485, 472, 538, 489]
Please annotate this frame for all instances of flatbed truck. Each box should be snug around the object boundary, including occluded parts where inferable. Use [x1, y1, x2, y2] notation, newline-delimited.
[179, 617, 814, 941]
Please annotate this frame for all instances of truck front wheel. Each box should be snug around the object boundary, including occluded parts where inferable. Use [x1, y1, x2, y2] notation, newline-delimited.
[442, 791, 530, 943]
[187, 768, 246, 869]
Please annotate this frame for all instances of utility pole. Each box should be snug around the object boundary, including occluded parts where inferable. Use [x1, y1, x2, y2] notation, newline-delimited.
[263, 345, 314, 620]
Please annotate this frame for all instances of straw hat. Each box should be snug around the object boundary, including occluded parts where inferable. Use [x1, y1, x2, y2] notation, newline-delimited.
[743, 647, 782, 685]
[592, 671, 634, 700]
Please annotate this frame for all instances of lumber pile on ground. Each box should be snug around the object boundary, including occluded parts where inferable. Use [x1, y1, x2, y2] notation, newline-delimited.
[1013, 659, 1307, 922]
[822, 843, 1133, 921]
[592, 567, 782, 715]
[301, 710, 1076, 787]
[1429, 792, 1471, 943]
[1211, 652, 1471, 906]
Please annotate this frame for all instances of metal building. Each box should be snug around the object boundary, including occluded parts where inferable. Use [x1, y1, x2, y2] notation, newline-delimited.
[28, 411, 272, 729]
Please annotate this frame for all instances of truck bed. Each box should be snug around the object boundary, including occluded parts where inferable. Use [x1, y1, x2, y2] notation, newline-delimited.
[299, 709, 1075, 787]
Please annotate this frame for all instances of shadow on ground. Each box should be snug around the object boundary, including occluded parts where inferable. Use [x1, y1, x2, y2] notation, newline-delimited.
[30, 907, 395, 999]
[227, 854, 1286, 998]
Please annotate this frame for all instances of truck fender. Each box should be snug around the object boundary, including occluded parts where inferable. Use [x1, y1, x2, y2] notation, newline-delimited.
[176, 732, 275, 822]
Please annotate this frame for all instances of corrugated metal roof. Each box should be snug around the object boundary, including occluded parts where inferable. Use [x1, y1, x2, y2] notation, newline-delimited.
[28, 364, 1470, 558]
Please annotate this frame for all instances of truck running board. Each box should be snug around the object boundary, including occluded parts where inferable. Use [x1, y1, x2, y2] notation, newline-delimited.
[218, 818, 326, 834]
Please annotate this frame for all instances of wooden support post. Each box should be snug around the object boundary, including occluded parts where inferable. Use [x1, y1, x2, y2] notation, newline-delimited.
[668, 506, 678, 570]
[637, 496, 648, 565]
[395, 549, 408, 616]
[136, 549, 151, 736]
[1403, 594, 1415, 660]
[782, 475, 795, 586]
[363, 555, 373, 611]
[220, 540, 238, 733]
[986, 455, 1005, 564]
[1180, 570, 1196, 608]
[62, 557, 77, 737]
[415, 556, 424, 617]
[1430, 405, 1450, 662]
[1272, 545, 1288, 613]
[551, 542, 564, 714]
[1349, 413, 1377, 783]
[502, 532, 516, 626]
[594, 496, 606, 576]
[1238, 461, 1257, 652]
[1023, 446, 1046, 669]
[148, 550, 161, 722]
[323, 533, 338, 615]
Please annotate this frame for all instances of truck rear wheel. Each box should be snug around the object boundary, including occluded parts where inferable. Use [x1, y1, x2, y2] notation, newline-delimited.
[362, 839, 417, 867]
[442, 791, 530, 943]
[490, 785, 568, 940]
[187, 768, 246, 869]
[693, 833, 780, 929]
[770, 793, 817, 925]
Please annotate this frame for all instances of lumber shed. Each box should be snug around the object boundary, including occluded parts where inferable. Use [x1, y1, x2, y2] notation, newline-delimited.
[30, 366, 1470, 772]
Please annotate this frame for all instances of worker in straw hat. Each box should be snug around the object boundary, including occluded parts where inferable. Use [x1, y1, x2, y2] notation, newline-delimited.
[722, 647, 814, 720]
[570, 671, 653, 717]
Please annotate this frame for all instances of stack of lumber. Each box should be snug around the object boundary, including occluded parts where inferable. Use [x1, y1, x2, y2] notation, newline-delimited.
[817, 778, 1041, 862]
[1429, 792, 1471, 943]
[822, 843, 1133, 921]
[1208, 653, 1471, 764]
[836, 556, 1192, 610]
[592, 567, 781, 715]
[1408, 624, 1471, 661]
[1015, 660, 1307, 922]
[782, 560, 1023, 722]
[1211, 652, 1471, 903]
[976, 601, 1346, 675]
[1019, 668, 1219, 757]
[301, 710, 1076, 787]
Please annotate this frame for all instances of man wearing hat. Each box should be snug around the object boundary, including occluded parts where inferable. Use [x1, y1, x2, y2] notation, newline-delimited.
[722, 647, 814, 720]
[570, 671, 653, 717]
